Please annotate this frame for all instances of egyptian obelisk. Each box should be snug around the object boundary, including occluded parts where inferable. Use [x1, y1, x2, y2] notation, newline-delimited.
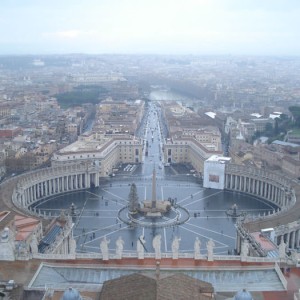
[151, 168, 157, 209]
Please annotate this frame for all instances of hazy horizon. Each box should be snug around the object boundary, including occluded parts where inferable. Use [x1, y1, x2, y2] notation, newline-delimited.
[1, 0, 300, 56]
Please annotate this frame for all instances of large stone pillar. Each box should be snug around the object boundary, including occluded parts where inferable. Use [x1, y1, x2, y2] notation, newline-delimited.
[65, 176, 68, 191]
[21, 194, 25, 207]
[38, 183, 42, 198]
[260, 180, 263, 198]
[41, 182, 45, 197]
[86, 172, 90, 188]
[274, 187, 277, 204]
[95, 172, 100, 187]
[60, 176, 63, 192]
[290, 231, 295, 249]
[62, 176, 66, 191]
[280, 189, 284, 207]
[29, 186, 32, 202]
[286, 232, 290, 248]
[25, 188, 29, 205]
[79, 174, 82, 189]
[45, 181, 48, 196]
[267, 184, 271, 200]
[296, 229, 300, 249]
[74, 175, 77, 189]
[36, 184, 39, 199]
[39, 183, 42, 198]
[33, 185, 36, 201]
[49, 179, 52, 194]
[77, 174, 80, 189]
[255, 179, 258, 194]
[271, 185, 275, 202]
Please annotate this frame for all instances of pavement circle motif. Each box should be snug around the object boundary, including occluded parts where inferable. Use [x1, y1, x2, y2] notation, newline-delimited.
[118, 204, 190, 228]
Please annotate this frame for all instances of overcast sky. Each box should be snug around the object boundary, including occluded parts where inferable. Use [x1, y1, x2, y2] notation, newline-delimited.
[1, 0, 299, 55]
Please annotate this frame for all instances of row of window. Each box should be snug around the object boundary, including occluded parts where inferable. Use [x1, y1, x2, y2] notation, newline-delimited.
[67, 154, 96, 159]
[64, 148, 140, 160]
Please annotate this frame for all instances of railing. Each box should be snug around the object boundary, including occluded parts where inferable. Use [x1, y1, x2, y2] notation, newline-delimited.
[33, 253, 76, 260]
[55, 251, 282, 263]
[275, 262, 288, 290]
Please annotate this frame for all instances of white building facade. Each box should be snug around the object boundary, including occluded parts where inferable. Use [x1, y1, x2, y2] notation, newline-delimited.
[203, 155, 231, 189]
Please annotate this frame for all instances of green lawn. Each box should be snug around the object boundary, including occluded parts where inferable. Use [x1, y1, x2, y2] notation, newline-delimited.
[290, 128, 300, 135]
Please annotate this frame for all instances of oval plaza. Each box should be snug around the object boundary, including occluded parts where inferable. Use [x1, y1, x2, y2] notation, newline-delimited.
[1, 100, 300, 298]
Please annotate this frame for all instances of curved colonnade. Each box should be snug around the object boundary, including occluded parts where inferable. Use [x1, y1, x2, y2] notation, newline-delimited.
[225, 164, 300, 252]
[225, 164, 295, 210]
[10, 163, 300, 254]
[12, 163, 100, 217]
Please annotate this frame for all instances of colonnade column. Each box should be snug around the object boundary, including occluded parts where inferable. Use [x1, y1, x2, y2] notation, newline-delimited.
[290, 231, 295, 249]
[95, 172, 99, 187]
[85, 172, 90, 189]
[296, 230, 300, 249]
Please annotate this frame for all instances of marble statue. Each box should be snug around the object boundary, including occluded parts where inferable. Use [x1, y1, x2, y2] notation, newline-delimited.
[137, 235, 146, 259]
[1, 227, 10, 243]
[115, 236, 124, 259]
[279, 239, 287, 259]
[194, 237, 201, 259]
[100, 236, 110, 260]
[30, 233, 38, 254]
[66, 214, 73, 229]
[0, 227, 15, 261]
[172, 236, 181, 259]
[153, 234, 161, 259]
[206, 238, 215, 261]
[59, 210, 67, 221]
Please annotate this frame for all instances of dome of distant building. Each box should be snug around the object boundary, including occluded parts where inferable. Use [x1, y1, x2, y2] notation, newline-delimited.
[233, 289, 253, 300]
[61, 287, 82, 300]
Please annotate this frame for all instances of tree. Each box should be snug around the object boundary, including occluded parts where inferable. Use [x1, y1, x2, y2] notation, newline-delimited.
[289, 106, 300, 127]
[274, 118, 279, 135]
[264, 122, 274, 136]
[5, 153, 36, 173]
[128, 183, 139, 213]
